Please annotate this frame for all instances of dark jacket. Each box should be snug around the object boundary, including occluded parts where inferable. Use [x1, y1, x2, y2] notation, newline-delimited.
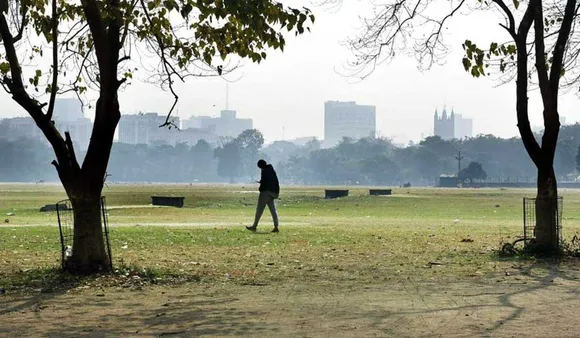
[259, 164, 280, 194]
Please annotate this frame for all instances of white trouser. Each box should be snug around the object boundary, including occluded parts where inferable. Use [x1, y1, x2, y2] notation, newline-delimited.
[252, 191, 279, 227]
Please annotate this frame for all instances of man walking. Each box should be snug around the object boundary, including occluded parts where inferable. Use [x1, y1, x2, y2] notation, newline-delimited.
[246, 159, 280, 233]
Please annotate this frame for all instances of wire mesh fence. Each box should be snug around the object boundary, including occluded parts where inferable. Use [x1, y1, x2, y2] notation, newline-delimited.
[56, 196, 112, 271]
[523, 196, 563, 250]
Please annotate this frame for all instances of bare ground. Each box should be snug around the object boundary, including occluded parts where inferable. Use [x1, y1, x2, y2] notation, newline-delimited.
[2, 269, 580, 337]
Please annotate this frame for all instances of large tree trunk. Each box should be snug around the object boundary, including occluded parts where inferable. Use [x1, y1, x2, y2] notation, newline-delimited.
[67, 193, 109, 272]
[533, 166, 559, 253]
[61, 96, 119, 274]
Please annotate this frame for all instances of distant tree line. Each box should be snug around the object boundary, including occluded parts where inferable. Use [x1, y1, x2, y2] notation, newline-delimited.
[2, 124, 580, 185]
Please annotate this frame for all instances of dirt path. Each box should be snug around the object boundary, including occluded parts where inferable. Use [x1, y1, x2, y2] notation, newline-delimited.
[2, 272, 580, 337]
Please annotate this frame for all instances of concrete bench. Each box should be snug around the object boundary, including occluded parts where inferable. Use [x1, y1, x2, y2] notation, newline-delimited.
[325, 189, 349, 199]
[151, 196, 185, 208]
[369, 189, 392, 196]
[40, 204, 69, 212]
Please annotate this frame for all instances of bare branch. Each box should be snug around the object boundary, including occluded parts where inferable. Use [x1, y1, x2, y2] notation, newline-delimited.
[550, 0, 577, 93]
[64, 131, 81, 173]
[138, 0, 181, 127]
[80, 0, 108, 73]
[343, 0, 470, 79]
[492, 0, 517, 38]
[46, 0, 59, 120]
[532, 0, 551, 109]
[515, 2, 542, 167]
[12, 4, 27, 43]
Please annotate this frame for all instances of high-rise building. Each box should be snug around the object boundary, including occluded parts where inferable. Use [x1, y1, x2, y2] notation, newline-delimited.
[433, 107, 473, 140]
[324, 101, 376, 146]
[53, 98, 84, 121]
[183, 110, 253, 138]
[52, 98, 92, 150]
[118, 112, 181, 145]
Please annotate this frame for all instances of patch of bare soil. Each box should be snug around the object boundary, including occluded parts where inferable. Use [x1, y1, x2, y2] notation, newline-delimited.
[2, 269, 580, 337]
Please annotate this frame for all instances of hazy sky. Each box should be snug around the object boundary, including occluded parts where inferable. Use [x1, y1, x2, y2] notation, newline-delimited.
[1, 1, 579, 145]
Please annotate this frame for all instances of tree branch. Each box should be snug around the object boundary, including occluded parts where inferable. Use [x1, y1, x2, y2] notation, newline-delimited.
[139, 0, 180, 127]
[550, 0, 577, 94]
[64, 131, 81, 173]
[79, 0, 108, 72]
[532, 0, 551, 109]
[46, 0, 59, 120]
[0, 6, 72, 173]
[12, 3, 28, 43]
[492, 0, 517, 39]
[515, 2, 542, 167]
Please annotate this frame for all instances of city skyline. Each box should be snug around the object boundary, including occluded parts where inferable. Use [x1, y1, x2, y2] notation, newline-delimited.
[0, 1, 579, 145]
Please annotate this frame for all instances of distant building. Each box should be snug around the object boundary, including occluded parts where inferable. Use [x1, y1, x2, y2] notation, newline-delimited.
[324, 101, 376, 146]
[183, 110, 253, 138]
[53, 98, 84, 121]
[433, 107, 473, 140]
[0, 98, 93, 150]
[118, 112, 182, 145]
[0, 117, 47, 145]
[54, 118, 93, 151]
[118, 112, 220, 146]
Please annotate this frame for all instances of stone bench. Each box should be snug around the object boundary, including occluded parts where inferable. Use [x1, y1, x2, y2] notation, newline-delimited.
[151, 196, 185, 208]
[325, 189, 349, 199]
[369, 189, 392, 196]
[40, 204, 69, 212]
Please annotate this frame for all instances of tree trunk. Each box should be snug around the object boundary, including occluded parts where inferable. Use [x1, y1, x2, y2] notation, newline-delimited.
[60, 96, 119, 274]
[66, 193, 109, 273]
[532, 166, 559, 253]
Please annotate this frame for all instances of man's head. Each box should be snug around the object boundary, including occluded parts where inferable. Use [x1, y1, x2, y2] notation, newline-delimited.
[257, 159, 267, 169]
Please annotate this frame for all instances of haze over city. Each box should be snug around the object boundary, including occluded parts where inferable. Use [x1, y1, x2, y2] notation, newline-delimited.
[0, 1, 579, 145]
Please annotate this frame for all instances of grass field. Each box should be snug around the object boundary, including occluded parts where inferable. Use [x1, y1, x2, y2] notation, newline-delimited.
[2, 184, 580, 337]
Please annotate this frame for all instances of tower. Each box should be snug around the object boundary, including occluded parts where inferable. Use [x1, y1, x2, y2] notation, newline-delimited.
[433, 105, 454, 140]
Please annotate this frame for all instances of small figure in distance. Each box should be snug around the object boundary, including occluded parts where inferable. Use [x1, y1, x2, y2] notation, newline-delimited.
[246, 159, 280, 233]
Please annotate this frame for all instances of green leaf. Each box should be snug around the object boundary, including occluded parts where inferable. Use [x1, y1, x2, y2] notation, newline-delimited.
[0, 62, 10, 74]
[513, 0, 520, 9]
[462, 58, 471, 71]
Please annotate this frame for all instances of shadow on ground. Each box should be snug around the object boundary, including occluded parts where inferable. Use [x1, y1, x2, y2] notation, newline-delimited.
[2, 260, 580, 337]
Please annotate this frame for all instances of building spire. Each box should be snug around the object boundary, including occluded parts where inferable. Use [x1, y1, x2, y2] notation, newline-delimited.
[434, 108, 438, 119]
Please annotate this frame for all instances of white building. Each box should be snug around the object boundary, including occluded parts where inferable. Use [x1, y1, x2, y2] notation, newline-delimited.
[324, 101, 376, 146]
[183, 110, 253, 138]
[118, 112, 182, 145]
[118, 112, 218, 146]
[453, 113, 473, 140]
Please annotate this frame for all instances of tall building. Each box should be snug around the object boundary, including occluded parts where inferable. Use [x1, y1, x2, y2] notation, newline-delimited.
[52, 98, 92, 150]
[118, 112, 181, 145]
[433, 107, 473, 140]
[54, 118, 93, 151]
[324, 101, 376, 146]
[53, 98, 84, 121]
[183, 110, 253, 138]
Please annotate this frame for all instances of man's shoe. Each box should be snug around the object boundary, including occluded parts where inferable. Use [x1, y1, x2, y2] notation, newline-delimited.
[246, 226, 257, 232]
[271, 227, 279, 233]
